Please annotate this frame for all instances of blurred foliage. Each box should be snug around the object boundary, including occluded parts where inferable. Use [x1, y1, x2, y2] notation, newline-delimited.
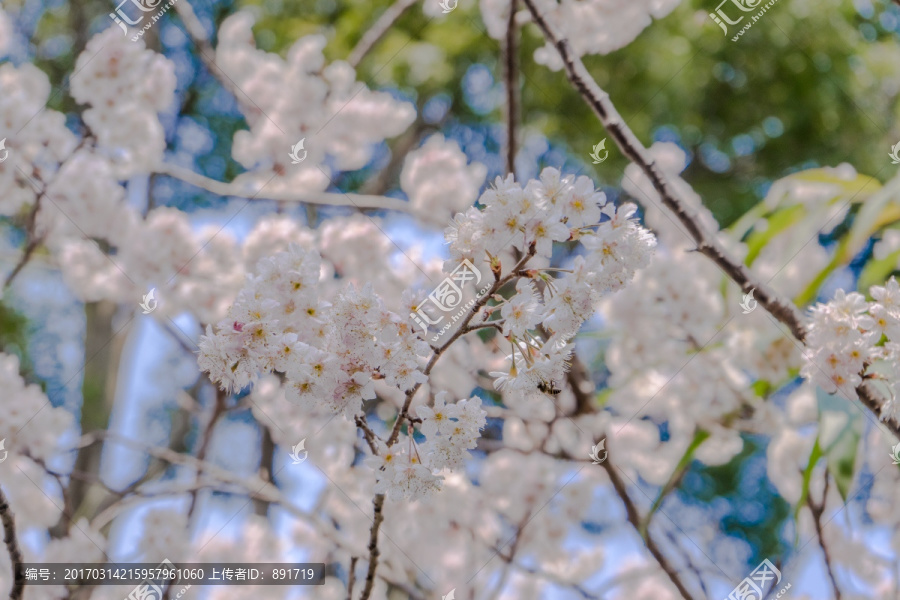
[682, 435, 790, 568]
[17, 0, 900, 224]
[0, 300, 31, 378]
[248, 0, 900, 227]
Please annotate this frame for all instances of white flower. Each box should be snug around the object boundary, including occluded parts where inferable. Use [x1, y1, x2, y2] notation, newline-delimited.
[524, 214, 570, 258]
[391, 456, 442, 500]
[563, 175, 606, 227]
[401, 134, 487, 226]
[802, 279, 900, 408]
[526, 167, 574, 212]
[417, 392, 460, 438]
[501, 279, 543, 337]
[872, 277, 900, 311]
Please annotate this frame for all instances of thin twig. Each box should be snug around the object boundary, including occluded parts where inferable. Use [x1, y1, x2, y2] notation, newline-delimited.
[565, 364, 694, 599]
[347, 556, 358, 600]
[4, 174, 45, 290]
[359, 494, 386, 600]
[156, 162, 411, 212]
[600, 460, 693, 600]
[807, 474, 842, 600]
[387, 246, 533, 447]
[360, 247, 535, 600]
[186, 387, 228, 516]
[504, 0, 519, 175]
[490, 558, 601, 599]
[348, 0, 419, 68]
[0, 486, 25, 600]
[171, 0, 263, 120]
[462, 320, 505, 334]
[355, 415, 380, 454]
[487, 507, 533, 599]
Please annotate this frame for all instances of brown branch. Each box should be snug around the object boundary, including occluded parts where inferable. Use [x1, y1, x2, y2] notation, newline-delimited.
[360, 247, 535, 600]
[856, 380, 900, 440]
[359, 494, 386, 600]
[386, 245, 534, 447]
[355, 415, 380, 455]
[487, 507, 533, 599]
[187, 387, 228, 516]
[504, 0, 519, 175]
[0, 486, 25, 600]
[4, 170, 46, 289]
[520, 0, 900, 443]
[564, 362, 694, 599]
[348, 0, 419, 68]
[520, 0, 806, 342]
[806, 474, 842, 600]
[600, 460, 694, 600]
[347, 556, 358, 600]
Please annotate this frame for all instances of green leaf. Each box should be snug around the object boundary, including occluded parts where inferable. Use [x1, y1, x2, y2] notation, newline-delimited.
[793, 437, 822, 532]
[858, 248, 900, 293]
[595, 388, 612, 407]
[744, 204, 807, 266]
[752, 379, 772, 397]
[816, 387, 863, 503]
[640, 429, 710, 539]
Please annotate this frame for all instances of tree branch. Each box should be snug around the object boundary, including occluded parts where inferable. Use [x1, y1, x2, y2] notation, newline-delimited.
[564, 364, 694, 599]
[186, 387, 228, 516]
[347, 556, 358, 600]
[171, 0, 263, 120]
[359, 494, 386, 600]
[156, 162, 411, 212]
[348, 0, 419, 69]
[3, 193, 44, 290]
[807, 474, 842, 600]
[599, 460, 694, 600]
[355, 415, 381, 455]
[504, 0, 519, 175]
[519, 0, 806, 342]
[520, 0, 900, 442]
[387, 245, 533, 447]
[0, 486, 25, 600]
[360, 247, 535, 600]
[856, 380, 900, 440]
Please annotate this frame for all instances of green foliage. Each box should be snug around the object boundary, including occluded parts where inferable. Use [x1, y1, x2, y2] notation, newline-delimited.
[684, 436, 790, 566]
[816, 387, 864, 502]
[0, 300, 32, 379]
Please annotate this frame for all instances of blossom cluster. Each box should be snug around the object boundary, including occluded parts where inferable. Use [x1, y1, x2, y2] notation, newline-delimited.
[1, 11, 424, 325]
[70, 28, 177, 178]
[0, 352, 75, 530]
[479, 0, 679, 70]
[0, 352, 73, 463]
[446, 168, 656, 400]
[364, 393, 487, 501]
[0, 61, 77, 218]
[198, 244, 488, 499]
[802, 279, 900, 413]
[215, 11, 416, 196]
[400, 134, 487, 227]
[198, 244, 429, 418]
[198, 168, 655, 500]
[417, 392, 486, 470]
